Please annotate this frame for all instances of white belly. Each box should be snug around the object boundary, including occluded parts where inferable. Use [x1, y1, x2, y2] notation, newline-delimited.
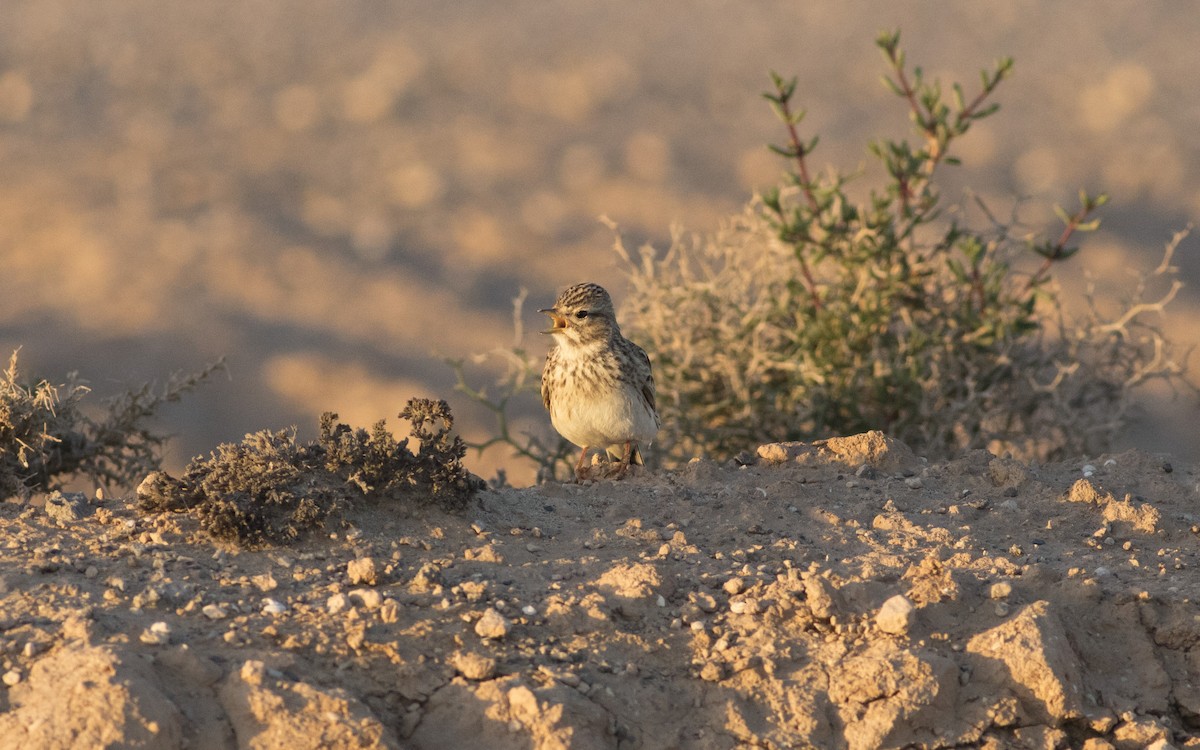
[550, 383, 658, 451]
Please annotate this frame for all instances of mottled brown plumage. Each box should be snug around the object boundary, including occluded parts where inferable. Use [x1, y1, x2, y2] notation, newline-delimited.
[539, 283, 659, 480]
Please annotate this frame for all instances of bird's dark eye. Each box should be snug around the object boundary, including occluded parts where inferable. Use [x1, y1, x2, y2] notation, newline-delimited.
[575, 310, 589, 319]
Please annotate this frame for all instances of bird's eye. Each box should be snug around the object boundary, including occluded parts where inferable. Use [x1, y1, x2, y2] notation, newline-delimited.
[575, 310, 589, 319]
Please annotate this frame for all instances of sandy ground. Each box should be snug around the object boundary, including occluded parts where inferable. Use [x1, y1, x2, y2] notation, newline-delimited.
[1, 432, 1199, 749]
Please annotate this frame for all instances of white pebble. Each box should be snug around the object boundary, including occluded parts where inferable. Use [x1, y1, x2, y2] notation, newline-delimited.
[521, 604, 537, 616]
[202, 604, 228, 620]
[139, 621, 171, 645]
[875, 594, 915, 635]
[1082, 464, 1097, 477]
[262, 598, 287, 615]
[326, 593, 350, 614]
[2, 670, 20, 686]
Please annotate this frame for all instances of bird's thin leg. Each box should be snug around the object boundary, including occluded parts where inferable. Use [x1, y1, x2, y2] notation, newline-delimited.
[614, 441, 635, 479]
[573, 447, 591, 482]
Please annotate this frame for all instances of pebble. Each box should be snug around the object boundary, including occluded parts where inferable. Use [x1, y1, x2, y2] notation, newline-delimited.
[349, 589, 383, 610]
[262, 598, 287, 615]
[373, 598, 397, 624]
[347, 557, 378, 586]
[326, 593, 350, 614]
[474, 608, 511, 640]
[1, 669, 20, 686]
[730, 599, 757, 615]
[903, 477, 923, 490]
[139, 621, 171, 645]
[989, 582, 1013, 599]
[44, 491, 89, 524]
[202, 604, 228, 620]
[723, 577, 746, 595]
[875, 594, 915, 635]
[450, 650, 497, 681]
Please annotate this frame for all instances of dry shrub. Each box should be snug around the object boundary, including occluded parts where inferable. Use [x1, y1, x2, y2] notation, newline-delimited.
[139, 399, 482, 547]
[0, 349, 222, 500]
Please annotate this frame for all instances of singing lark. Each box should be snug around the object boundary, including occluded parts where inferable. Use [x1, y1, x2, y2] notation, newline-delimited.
[540, 282, 660, 481]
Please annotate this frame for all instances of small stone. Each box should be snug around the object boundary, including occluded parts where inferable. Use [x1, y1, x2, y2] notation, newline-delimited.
[903, 477, 923, 490]
[730, 599, 756, 615]
[994, 601, 1010, 617]
[1, 669, 20, 686]
[450, 650, 497, 681]
[875, 594, 915, 635]
[723, 577, 746, 595]
[989, 582, 1013, 599]
[347, 557, 378, 586]
[202, 604, 227, 620]
[139, 621, 171, 645]
[44, 491, 89, 524]
[326, 593, 350, 614]
[699, 662, 724, 682]
[475, 608, 511, 640]
[379, 598, 401, 624]
[349, 589, 383, 610]
[84, 566, 99, 579]
[262, 598, 287, 615]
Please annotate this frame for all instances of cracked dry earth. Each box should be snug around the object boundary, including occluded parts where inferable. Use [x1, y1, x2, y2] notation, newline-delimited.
[2, 432, 1200, 749]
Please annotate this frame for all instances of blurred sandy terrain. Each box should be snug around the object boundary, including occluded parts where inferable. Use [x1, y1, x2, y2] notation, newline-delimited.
[1, 0, 1197, 483]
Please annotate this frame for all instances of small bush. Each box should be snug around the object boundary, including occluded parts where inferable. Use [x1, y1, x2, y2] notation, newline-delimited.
[615, 31, 1190, 464]
[139, 399, 482, 547]
[0, 349, 222, 500]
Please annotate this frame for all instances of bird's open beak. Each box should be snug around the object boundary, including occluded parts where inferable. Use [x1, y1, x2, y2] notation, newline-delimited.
[538, 307, 567, 335]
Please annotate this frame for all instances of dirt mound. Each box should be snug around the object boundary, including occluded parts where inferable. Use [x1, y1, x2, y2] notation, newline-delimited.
[0, 435, 1198, 748]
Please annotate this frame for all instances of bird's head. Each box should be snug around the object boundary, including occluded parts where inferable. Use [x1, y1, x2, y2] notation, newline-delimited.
[539, 282, 617, 347]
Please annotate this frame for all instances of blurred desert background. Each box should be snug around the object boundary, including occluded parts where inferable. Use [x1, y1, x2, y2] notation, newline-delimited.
[1, 0, 1197, 484]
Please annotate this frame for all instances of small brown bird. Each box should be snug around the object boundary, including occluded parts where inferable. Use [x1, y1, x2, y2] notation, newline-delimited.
[539, 282, 659, 480]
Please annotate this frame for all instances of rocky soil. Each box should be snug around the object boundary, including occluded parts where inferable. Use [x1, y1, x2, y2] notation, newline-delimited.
[1, 432, 1200, 749]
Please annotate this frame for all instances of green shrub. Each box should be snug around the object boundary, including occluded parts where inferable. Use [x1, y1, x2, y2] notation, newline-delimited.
[615, 30, 1189, 464]
[0, 349, 222, 499]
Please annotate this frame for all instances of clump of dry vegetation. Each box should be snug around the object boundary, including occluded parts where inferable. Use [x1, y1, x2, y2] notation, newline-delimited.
[139, 399, 482, 547]
[615, 31, 1191, 465]
[0, 349, 223, 500]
